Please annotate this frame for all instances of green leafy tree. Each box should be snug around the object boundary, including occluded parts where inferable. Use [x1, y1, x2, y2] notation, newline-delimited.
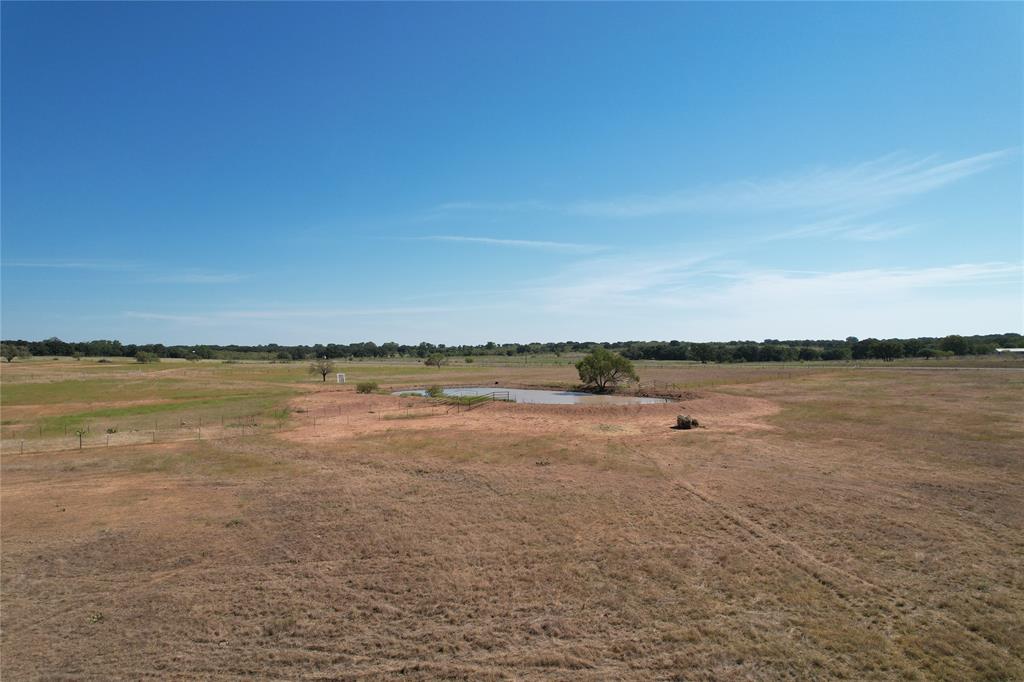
[821, 347, 852, 361]
[575, 347, 638, 392]
[939, 335, 970, 356]
[798, 347, 822, 361]
[872, 340, 904, 361]
[689, 343, 714, 364]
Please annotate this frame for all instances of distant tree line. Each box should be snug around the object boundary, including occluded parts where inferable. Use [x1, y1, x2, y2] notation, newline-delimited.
[1, 333, 1020, 364]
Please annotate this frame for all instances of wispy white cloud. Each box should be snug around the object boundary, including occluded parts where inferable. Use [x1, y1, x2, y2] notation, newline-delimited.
[568, 149, 1012, 218]
[2, 259, 137, 270]
[122, 312, 209, 324]
[762, 216, 917, 242]
[148, 272, 248, 284]
[712, 262, 1023, 302]
[531, 252, 1021, 311]
[838, 224, 916, 242]
[427, 149, 1011, 223]
[430, 200, 553, 213]
[420, 235, 606, 254]
[528, 250, 720, 310]
[3, 259, 246, 284]
[123, 304, 495, 325]
[519, 256, 1022, 339]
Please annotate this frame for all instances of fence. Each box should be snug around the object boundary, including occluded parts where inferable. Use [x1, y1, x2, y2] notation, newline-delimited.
[0, 394, 514, 456]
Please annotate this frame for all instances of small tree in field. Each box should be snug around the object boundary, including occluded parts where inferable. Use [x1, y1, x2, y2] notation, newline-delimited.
[425, 353, 447, 368]
[309, 357, 336, 382]
[576, 347, 638, 392]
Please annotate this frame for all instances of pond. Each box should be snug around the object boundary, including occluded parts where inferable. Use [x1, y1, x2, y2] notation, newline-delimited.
[393, 386, 670, 405]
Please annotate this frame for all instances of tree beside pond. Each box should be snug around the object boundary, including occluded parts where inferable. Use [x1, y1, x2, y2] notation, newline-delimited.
[576, 347, 638, 392]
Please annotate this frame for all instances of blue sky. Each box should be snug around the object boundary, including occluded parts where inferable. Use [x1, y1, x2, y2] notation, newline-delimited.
[2, 2, 1021, 345]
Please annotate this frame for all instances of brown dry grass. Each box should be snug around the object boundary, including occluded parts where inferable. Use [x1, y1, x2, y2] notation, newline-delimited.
[2, 363, 1022, 679]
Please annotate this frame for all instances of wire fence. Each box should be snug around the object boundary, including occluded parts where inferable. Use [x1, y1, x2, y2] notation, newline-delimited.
[2, 415, 292, 455]
[0, 395, 512, 456]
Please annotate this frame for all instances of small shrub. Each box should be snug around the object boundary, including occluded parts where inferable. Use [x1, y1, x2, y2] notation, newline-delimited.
[106, 427, 118, 434]
[464, 357, 474, 363]
[676, 415, 699, 430]
[135, 351, 160, 364]
[356, 381, 378, 394]
[97, 358, 111, 363]
[425, 385, 445, 398]
[425, 353, 447, 368]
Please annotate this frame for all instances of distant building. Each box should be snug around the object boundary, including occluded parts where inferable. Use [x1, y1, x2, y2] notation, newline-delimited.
[995, 348, 1024, 353]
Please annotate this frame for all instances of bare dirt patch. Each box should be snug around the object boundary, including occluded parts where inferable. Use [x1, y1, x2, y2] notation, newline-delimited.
[281, 388, 780, 446]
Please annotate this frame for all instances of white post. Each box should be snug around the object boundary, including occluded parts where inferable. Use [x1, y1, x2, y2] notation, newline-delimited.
[336, 373, 346, 384]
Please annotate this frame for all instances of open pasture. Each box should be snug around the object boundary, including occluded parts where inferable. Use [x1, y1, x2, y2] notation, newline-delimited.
[1, 358, 1022, 679]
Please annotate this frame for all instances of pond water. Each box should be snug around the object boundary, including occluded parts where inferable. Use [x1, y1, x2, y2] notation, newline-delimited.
[393, 386, 669, 405]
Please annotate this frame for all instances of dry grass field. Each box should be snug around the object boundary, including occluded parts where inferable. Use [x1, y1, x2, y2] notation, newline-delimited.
[1, 357, 1022, 679]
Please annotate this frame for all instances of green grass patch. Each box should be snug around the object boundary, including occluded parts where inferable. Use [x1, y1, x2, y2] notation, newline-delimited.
[37, 391, 296, 433]
[0, 378, 262, 405]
